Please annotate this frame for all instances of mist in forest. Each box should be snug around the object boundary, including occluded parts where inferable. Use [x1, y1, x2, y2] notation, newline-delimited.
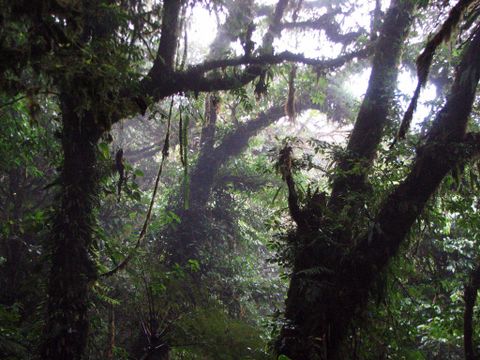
[1, 1, 480, 359]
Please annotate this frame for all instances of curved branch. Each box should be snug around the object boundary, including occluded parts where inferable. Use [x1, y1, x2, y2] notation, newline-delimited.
[151, 0, 184, 73]
[212, 96, 317, 164]
[100, 149, 166, 277]
[357, 24, 480, 271]
[329, 0, 416, 214]
[150, 46, 372, 101]
[185, 46, 372, 74]
[188, 95, 319, 210]
[397, 0, 477, 140]
[282, 11, 367, 45]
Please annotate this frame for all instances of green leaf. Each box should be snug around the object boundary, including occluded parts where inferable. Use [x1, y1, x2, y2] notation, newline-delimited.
[167, 210, 181, 224]
[98, 142, 110, 159]
[187, 259, 200, 272]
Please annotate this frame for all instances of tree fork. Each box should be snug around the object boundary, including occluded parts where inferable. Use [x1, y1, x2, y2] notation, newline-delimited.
[278, 0, 416, 358]
[278, 14, 480, 360]
[329, 0, 416, 216]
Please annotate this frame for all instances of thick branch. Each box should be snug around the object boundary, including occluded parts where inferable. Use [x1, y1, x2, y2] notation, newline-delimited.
[358, 25, 480, 271]
[278, 14, 480, 360]
[143, 46, 372, 101]
[138, 0, 184, 107]
[135, 0, 289, 114]
[211, 106, 284, 164]
[154, 0, 183, 72]
[189, 95, 318, 209]
[329, 0, 415, 213]
[282, 11, 366, 45]
[185, 47, 372, 74]
[212, 96, 316, 165]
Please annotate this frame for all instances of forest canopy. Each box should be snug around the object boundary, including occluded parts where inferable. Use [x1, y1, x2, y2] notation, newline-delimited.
[1, 0, 480, 359]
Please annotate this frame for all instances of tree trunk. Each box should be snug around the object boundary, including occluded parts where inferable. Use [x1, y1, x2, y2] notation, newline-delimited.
[105, 305, 115, 359]
[278, 3, 480, 360]
[1, 168, 25, 305]
[166, 97, 297, 266]
[278, 1, 416, 358]
[464, 264, 480, 360]
[39, 93, 101, 360]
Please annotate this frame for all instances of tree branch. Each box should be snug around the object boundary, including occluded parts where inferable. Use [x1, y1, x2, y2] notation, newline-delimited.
[184, 46, 372, 74]
[358, 24, 480, 271]
[329, 0, 416, 216]
[135, 0, 290, 114]
[145, 46, 371, 101]
[153, 0, 184, 72]
[131, 0, 369, 120]
[281, 11, 367, 45]
[212, 95, 317, 164]
[188, 94, 318, 210]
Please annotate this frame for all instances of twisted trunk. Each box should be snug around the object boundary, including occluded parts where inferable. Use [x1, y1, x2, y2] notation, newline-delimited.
[279, 2, 416, 358]
[278, 2, 480, 359]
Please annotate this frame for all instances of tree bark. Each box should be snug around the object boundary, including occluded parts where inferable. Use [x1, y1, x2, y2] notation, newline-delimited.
[464, 264, 480, 360]
[278, 3, 480, 360]
[1, 168, 26, 305]
[105, 305, 115, 359]
[167, 96, 317, 266]
[279, 1, 416, 358]
[39, 93, 101, 360]
[329, 0, 415, 217]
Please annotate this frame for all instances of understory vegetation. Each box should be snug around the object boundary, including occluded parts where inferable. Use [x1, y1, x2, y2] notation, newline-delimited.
[1, 0, 480, 359]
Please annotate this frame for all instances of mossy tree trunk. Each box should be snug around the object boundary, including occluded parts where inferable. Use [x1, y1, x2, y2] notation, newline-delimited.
[277, 1, 480, 359]
[39, 93, 101, 360]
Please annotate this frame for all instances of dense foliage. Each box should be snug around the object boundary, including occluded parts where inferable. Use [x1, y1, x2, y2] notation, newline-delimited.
[1, 0, 480, 359]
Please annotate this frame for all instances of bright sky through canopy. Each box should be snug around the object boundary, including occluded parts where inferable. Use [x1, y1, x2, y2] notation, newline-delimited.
[187, 0, 439, 133]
